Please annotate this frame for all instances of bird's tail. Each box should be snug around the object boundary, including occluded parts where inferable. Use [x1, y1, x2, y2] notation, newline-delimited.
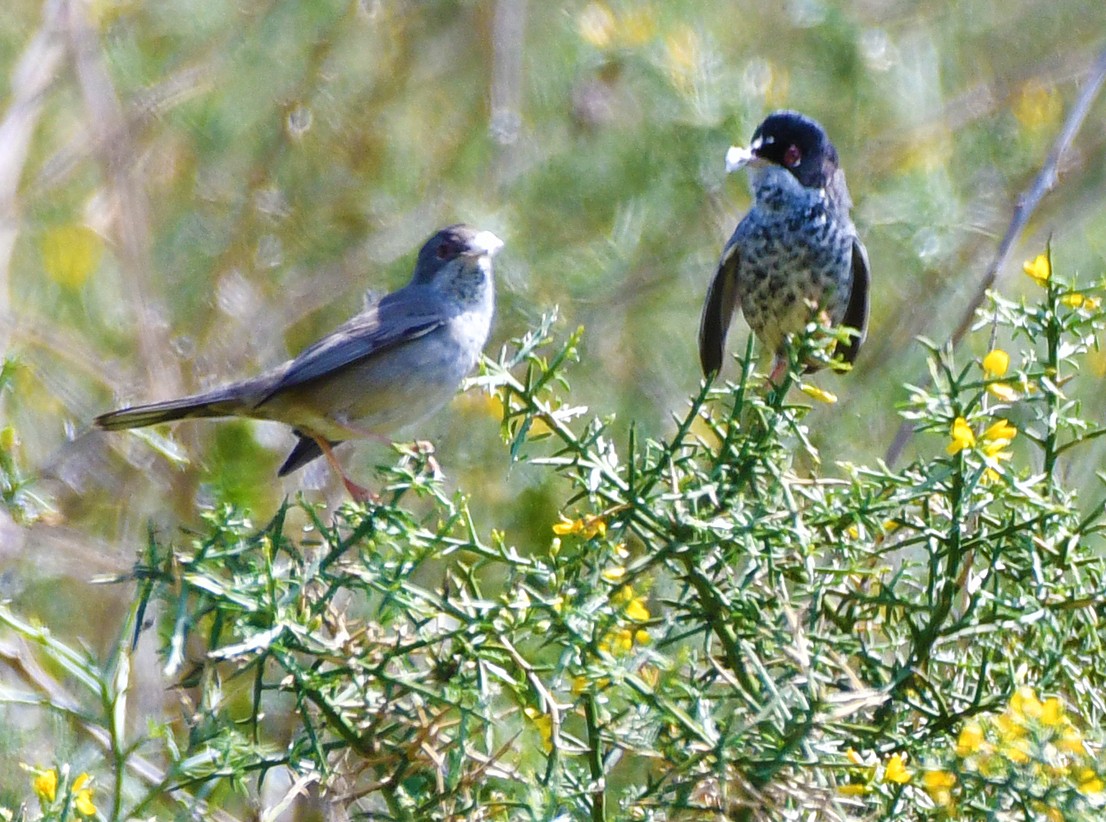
[278, 435, 327, 476]
[94, 389, 243, 431]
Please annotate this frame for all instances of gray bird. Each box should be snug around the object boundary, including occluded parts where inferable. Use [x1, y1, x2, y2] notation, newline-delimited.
[95, 224, 502, 499]
[698, 110, 870, 383]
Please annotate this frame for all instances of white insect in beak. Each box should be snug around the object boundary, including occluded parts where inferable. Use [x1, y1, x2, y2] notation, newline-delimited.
[471, 230, 505, 257]
[725, 135, 771, 173]
[725, 145, 757, 173]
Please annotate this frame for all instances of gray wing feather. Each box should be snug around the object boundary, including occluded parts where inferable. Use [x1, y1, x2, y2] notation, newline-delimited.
[257, 288, 445, 403]
[698, 241, 741, 376]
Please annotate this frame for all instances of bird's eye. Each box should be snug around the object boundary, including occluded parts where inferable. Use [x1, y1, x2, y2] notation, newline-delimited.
[436, 239, 460, 259]
[783, 144, 802, 167]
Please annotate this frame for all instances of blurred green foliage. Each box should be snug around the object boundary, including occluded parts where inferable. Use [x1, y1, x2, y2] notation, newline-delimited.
[2, 0, 1106, 818]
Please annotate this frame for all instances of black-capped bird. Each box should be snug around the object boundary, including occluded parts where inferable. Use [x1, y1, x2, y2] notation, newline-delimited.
[699, 110, 870, 383]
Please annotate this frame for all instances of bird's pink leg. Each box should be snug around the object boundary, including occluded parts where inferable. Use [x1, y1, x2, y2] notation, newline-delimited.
[767, 355, 789, 386]
[311, 435, 376, 502]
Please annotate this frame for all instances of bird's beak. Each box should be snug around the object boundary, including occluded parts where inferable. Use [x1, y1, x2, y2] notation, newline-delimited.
[725, 144, 767, 173]
[469, 230, 505, 258]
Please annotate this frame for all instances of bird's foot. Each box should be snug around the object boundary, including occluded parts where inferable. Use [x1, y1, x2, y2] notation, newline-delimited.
[341, 475, 378, 503]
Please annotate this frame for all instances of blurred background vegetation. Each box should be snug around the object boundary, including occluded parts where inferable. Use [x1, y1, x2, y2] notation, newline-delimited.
[1, 0, 1105, 813]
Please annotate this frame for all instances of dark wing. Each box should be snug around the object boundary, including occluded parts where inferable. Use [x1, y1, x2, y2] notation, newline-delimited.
[256, 287, 445, 405]
[697, 241, 742, 376]
[836, 236, 870, 365]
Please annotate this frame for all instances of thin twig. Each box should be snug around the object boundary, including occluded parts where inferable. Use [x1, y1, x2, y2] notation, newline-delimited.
[885, 46, 1106, 466]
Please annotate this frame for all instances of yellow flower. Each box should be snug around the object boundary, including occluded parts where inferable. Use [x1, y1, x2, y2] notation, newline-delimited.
[552, 514, 607, 539]
[995, 711, 1026, 741]
[981, 419, 1017, 446]
[838, 783, 869, 796]
[922, 770, 957, 806]
[1076, 767, 1105, 795]
[981, 420, 1017, 469]
[1040, 697, 1065, 727]
[800, 383, 838, 404]
[598, 625, 649, 655]
[552, 518, 574, 535]
[947, 417, 976, 455]
[982, 349, 1010, 378]
[1000, 737, 1032, 765]
[1023, 253, 1051, 285]
[1009, 686, 1043, 720]
[987, 382, 1019, 402]
[72, 773, 96, 817]
[610, 628, 634, 653]
[582, 515, 606, 538]
[956, 721, 985, 757]
[32, 768, 58, 802]
[883, 753, 911, 784]
[1058, 725, 1088, 756]
[1060, 292, 1101, 310]
[624, 597, 650, 622]
[923, 770, 957, 791]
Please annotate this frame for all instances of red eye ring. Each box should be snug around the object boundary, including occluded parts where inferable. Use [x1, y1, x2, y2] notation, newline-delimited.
[783, 144, 801, 167]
